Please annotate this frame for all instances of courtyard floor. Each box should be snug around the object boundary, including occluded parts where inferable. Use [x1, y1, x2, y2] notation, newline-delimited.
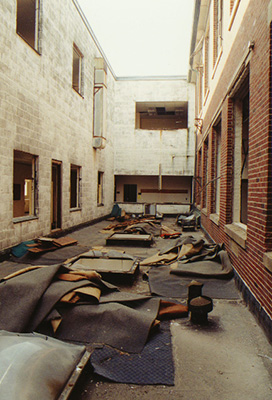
[64, 217, 272, 400]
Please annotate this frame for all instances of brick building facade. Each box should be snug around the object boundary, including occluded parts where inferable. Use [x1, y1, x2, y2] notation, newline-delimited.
[190, 0, 272, 336]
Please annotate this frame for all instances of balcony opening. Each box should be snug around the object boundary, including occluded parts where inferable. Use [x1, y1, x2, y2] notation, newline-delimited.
[135, 101, 188, 130]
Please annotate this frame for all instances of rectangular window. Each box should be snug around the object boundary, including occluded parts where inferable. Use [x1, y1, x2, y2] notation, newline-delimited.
[241, 93, 249, 224]
[213, 0, 223, 65]
[215, 122, 221, 214]
[13, 150, 37, 219]
[233, 73, 249, 225]
[204, 28, 210, 96]
[97, 171, 104, 205]
[16, 0, 40, 51]
[197, 66, 203, 115]
[135, 102, 188, 130]
[203, 140, 209, 208]
[70, 165, 81, 209]
[196, 149, 202, 206]
[72, 44, 83, 95]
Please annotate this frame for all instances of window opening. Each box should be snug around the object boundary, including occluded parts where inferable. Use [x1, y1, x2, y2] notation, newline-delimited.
[97, 171, 104, 205]
[214, 0, 223, 64]
[204, 27, 210, 96]
[203, 140, 209, 208]
[13, 150, 37, 218]
[72, 45, 83, 95]
[135, 102, 188, 130]
[70, 165, 81, 209]
[232, 73, 249, 225]
[16, 0, 40, 51]
[240, 93, 249, 224]
[214, 121, 221, 214]
[51, 161, 62, 230]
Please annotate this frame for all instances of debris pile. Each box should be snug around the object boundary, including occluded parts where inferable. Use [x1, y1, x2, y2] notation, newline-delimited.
[0, 216, 238, 396]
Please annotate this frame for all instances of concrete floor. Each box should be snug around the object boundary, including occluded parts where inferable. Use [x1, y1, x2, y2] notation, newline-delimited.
[67, 218, 272, 400]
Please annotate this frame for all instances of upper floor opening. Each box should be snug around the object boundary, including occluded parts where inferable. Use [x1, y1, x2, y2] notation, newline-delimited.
[135, 101, 188, 130]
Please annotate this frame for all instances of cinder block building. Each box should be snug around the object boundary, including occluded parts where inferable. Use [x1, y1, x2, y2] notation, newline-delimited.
[114, 77, 195, 216]
[189, 0, 272, 335]
[0, 0, 116, 249]
[0, 1, 195, 249]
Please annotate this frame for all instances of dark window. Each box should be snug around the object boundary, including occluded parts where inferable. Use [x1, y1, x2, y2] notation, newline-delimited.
[70, 165, 81, 208]
[72, 45, 83, 94]
[17, 0, 40, 50]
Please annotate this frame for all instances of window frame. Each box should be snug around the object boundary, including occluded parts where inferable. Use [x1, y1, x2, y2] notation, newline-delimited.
[72, 44, 84, 96]
[232, 76, 249, 226]
[13, 150, 38, 221]
[16, 0, 41, 52]
[214, 121, 222, 215]
[70, 164, 81, 210]
[97, 171, 104, 206]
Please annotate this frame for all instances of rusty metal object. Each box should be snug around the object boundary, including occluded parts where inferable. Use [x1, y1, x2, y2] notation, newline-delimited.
[188, 296, 213, 324]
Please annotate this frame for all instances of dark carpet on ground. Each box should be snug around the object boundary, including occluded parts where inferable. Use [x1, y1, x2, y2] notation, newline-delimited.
[11, 245, 91, 265]
[148, 266, 240, 299]
[52, 298, 160, 353]
[90, 321, 174, 385]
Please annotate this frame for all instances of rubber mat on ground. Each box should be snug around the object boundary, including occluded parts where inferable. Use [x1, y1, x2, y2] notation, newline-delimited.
[90, 321, 174, 385]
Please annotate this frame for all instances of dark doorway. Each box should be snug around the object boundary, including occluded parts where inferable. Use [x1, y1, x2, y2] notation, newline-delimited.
[124, 184, 137, 202]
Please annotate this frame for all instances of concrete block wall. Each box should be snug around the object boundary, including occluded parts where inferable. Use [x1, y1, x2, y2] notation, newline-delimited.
[114, 78, 195, 177]
[0, 0, 115, 249]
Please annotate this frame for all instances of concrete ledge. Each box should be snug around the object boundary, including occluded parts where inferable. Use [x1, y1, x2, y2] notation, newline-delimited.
[225, 223, 247, 249]
[210, 213, 219, 226]
[263, 252, 272, 273]
[13, 216, 39, 224]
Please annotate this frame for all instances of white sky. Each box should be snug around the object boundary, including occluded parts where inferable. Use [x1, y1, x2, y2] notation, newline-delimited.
[77, 0, 194, 77]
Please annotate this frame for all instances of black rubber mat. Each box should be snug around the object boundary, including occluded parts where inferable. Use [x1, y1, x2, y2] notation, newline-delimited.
[90, 321, 174, 385]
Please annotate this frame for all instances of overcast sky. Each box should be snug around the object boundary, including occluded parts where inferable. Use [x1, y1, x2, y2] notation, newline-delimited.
[77, 0, 194, 77]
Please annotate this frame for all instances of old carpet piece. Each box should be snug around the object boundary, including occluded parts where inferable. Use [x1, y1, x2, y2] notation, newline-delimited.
[53, 297, 160, 353]
[90, 321, 174, 385]
[12, 245, 90, 265]
[27, 276, 115, 332]
[170, 250, 234, 279]
[0, 264, 61, 332]
[124, 221, 161, 237]
[0, 263, 160, 354]
[148, 266, 240, 299]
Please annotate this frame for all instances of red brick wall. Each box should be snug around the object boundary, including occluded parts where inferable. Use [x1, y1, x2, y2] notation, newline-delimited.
[195, 0, 272, 320]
